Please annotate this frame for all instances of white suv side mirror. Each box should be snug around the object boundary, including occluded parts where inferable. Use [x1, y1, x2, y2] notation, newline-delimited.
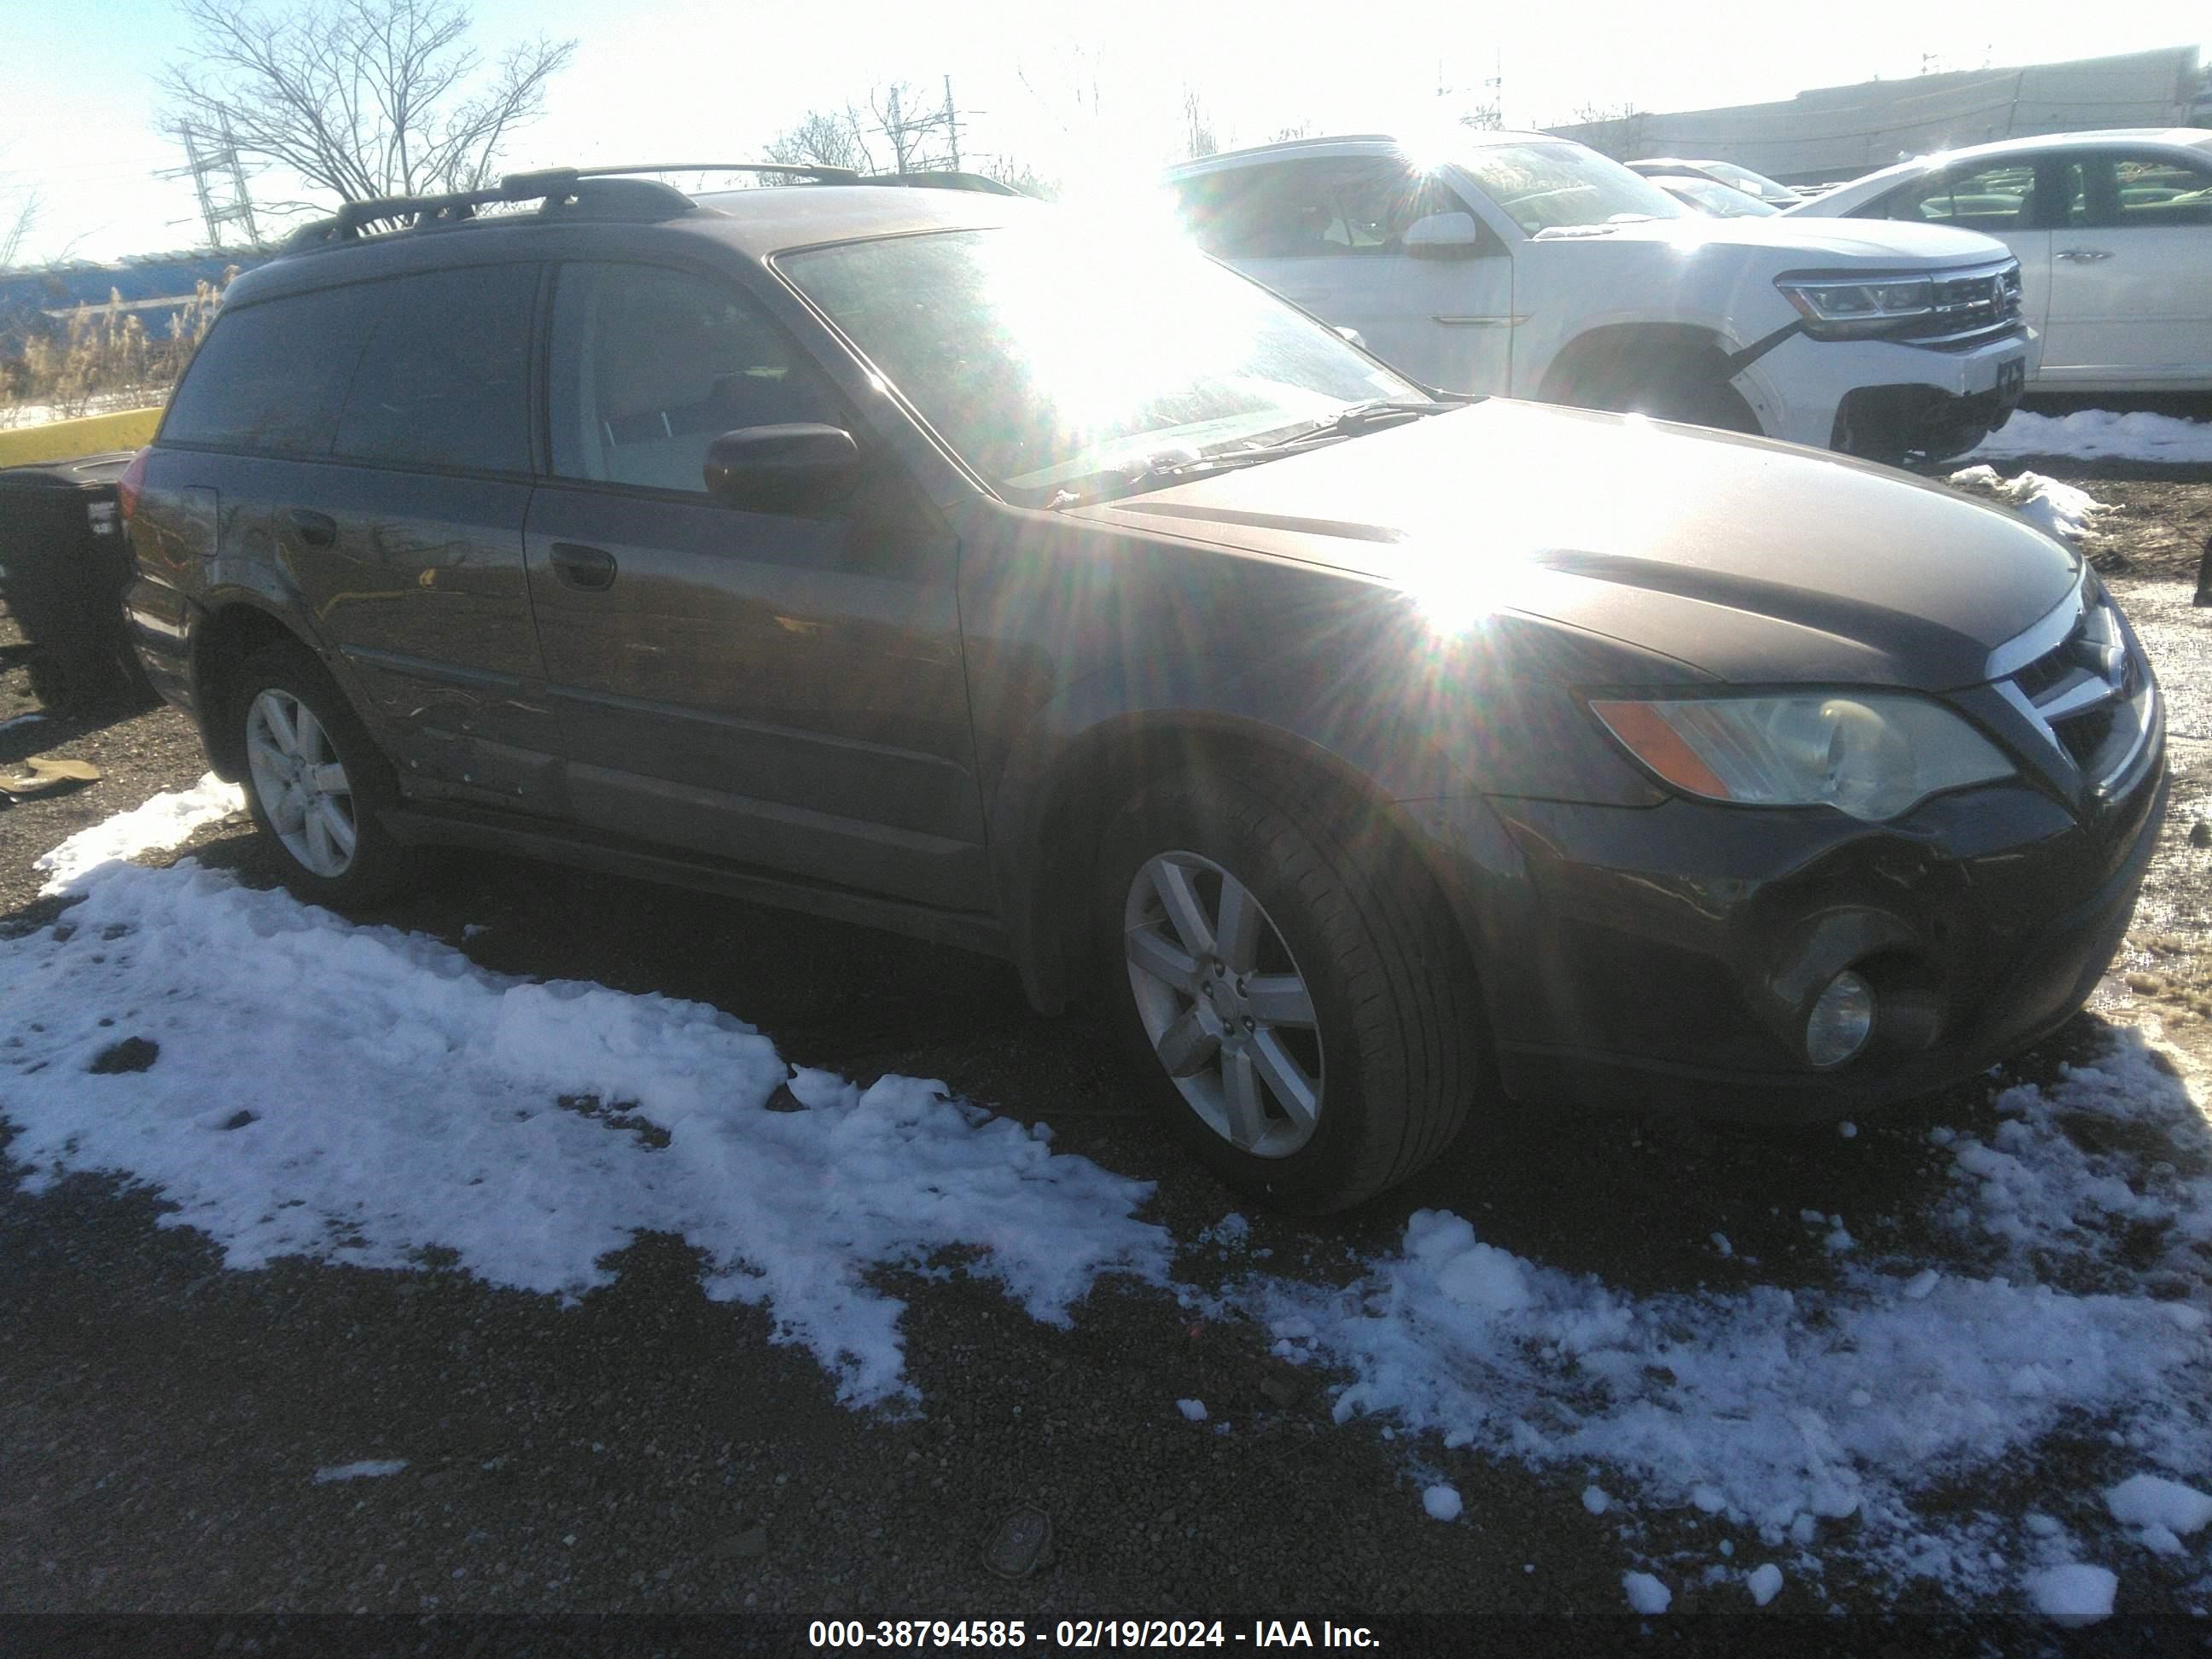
[1403, 212, 1488, 259]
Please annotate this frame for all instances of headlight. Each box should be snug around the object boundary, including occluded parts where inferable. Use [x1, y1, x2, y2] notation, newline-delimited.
[1776, 276, 1933, 339]
[1588, 693, 2013, 821]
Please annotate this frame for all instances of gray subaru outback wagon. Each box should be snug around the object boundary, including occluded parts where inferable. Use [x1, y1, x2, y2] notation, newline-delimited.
[119, 166, 2166, 1212]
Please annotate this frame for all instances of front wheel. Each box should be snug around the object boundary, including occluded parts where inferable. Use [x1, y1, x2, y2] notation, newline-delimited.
[234, 640, 416, 905]
[1094, 767, 1482, 1213]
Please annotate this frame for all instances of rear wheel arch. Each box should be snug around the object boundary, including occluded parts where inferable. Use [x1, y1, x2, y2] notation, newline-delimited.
[191, 602, 326, 781]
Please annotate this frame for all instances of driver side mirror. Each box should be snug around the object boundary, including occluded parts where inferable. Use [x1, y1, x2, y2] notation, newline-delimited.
[703, 424, 861, 514]
[1403, 212, 1490, 259]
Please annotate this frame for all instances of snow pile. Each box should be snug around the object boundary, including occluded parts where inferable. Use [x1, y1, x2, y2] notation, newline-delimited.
[2104, 1474, 2212, 1556]
[1971, 409, 2212, 465]
[1744, 1563, 1783, 1606]
[0, 859, 1171, 1406]
[313, 1459, 407, 1484]
[1176, 1398, 1208, 1422]
[1621, 1570, 1671, 1614]
[1248, 1033, 2212, 1599]
[1947, 465, 2109, 543]
[1422, 1484, 1462, 1522]
[33, 772, 244, 896]
[2023, 1563, 2117, 1625]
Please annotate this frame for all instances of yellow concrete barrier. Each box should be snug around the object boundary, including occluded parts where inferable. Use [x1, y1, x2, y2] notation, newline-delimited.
[0, 405, 163, 469]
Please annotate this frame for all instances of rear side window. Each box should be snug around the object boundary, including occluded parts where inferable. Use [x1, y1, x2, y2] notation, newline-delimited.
[161, 284, 382, 456]
[334, 264, 537, 474]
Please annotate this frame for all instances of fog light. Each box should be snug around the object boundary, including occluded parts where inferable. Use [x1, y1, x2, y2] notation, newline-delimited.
[1806, 971, 1875, 1068]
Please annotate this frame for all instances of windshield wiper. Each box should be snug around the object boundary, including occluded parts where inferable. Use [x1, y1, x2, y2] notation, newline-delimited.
[1044, 398, 1470, 509]
[1045, 446, 1290, 509]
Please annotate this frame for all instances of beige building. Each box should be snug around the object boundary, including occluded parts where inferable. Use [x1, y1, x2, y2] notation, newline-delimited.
[1548, 45, 2206, 185]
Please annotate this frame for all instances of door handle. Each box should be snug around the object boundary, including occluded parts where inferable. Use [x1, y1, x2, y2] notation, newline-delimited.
[549, 541, 617, 591]
[2055, 247, 2114, 262]
[287, 508, 337, 548]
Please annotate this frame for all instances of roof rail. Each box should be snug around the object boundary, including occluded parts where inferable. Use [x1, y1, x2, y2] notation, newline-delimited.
[280, 167, 705, 253]
[274, 160, 1003, 255]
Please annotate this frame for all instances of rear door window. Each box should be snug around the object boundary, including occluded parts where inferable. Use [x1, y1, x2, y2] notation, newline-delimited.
[2062, 151, 2212, 229]
[333, 264, 537, 474]
[160, 283, 383, 456]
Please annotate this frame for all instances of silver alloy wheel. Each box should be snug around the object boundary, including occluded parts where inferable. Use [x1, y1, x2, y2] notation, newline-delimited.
[244, 688, 358, 879]
[1123, 850, 1324, 1158]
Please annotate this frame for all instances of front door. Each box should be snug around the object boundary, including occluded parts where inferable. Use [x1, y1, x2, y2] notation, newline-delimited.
[522, 259, 992, 912]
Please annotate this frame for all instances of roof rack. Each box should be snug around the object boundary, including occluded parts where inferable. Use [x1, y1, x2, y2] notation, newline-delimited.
[277, 160, 1016, 254]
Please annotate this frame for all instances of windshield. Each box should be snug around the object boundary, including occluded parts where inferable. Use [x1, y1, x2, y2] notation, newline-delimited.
[779, 227, 1420, 503]
[1697, 160, 1797, 203]
[1455, 141, 1688, 232]
[1661, 178, 1778, 218]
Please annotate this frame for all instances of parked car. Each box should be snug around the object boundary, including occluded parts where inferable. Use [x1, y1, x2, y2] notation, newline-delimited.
[1625, 157, 1802, 206]
[121, 166, 2165, 1212]
[1165, 133, 2029, 463]
[0, 450, 160, 709]
[1785, 129, 2212, 392]
[1644, 173, 1779, 218]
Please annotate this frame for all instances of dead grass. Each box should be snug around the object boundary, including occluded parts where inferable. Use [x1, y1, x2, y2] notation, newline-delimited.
[0, 277, 227, 428]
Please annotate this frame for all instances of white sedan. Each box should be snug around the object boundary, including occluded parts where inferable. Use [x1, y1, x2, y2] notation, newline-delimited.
[1788, 128, 2212, 393]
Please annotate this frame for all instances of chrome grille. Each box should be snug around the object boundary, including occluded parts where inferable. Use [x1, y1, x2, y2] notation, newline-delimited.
[1899, 260, 2024, 349]
[1988, 573, 2157, 799]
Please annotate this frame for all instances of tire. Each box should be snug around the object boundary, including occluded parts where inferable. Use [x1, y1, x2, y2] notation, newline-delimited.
[1559, 344, 1761, 435]
[232, 640, 416, 906]
[1093, 765, 1482, 1214]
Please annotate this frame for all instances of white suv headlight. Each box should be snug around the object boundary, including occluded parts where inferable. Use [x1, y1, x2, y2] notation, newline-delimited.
[1589, 693, 2014, 821]
[1776, 276, 1934, 339]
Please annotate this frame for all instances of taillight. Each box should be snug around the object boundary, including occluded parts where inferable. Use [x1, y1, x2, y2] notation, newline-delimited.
[116, 446, 150, 524]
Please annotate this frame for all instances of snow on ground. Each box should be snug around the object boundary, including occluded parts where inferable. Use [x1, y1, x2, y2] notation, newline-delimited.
[1947, 465, 2109, 544]
[32, 772, 244, 896]
[1245, 1036, 2212, 1606]
[312, 1459, 408, 1485]
[0, 854, 1171, 1407]
[1971, 409, 2212, 466]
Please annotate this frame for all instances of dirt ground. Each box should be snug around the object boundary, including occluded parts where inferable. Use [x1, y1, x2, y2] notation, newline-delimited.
[1, 455, 2208, 1639]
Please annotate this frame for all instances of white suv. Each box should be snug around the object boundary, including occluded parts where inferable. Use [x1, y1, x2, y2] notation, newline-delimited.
[1166, 133, 2032, 463]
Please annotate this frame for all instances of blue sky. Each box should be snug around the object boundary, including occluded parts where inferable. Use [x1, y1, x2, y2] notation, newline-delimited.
[6, 0, 2209, 265]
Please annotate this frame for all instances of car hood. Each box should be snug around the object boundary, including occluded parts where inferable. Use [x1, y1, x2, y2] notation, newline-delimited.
[1064, 400, 2077, 691]
[1547, 213, 2005, 266]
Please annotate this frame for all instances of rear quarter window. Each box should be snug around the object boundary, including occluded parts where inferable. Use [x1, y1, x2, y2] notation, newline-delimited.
[160, 282, 384, 456]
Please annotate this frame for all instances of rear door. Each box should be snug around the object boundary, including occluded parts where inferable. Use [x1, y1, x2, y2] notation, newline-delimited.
[2040, 148, 2212, 388]
[521, 259, 992, 911]
[1173, 157, 1513, 394]
[152, 266, 555, 806]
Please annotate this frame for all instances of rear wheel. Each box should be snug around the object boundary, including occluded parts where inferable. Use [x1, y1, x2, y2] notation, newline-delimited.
[234, 641, 416, 905]
[1094, 765, 1481, 1213]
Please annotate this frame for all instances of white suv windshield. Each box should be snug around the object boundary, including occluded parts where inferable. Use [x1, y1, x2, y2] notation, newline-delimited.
[778, 227, 1418, 502]
[1457, 141, 1689, 232]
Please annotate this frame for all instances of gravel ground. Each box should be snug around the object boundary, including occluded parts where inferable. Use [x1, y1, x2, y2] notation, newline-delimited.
[1, 461, 2209, 1635]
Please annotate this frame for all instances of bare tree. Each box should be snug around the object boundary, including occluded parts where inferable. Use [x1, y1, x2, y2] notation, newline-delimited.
[160, 0, 576, 211]
[1181, 88, 1220, 160]
[1, 187, 38, 269]
[1270, 121, 1314, 144]
[764, 108, 877, 174]
[1566, 102, 1644, 160]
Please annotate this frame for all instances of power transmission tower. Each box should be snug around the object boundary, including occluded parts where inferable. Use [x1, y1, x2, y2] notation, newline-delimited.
[942, 75, 962, 171]
[160, 118, 260, 249]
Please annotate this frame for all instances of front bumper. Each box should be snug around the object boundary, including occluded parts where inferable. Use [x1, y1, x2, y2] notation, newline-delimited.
[1429, 721, 2167, 1125]
[1732, 326, 2028, 459]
